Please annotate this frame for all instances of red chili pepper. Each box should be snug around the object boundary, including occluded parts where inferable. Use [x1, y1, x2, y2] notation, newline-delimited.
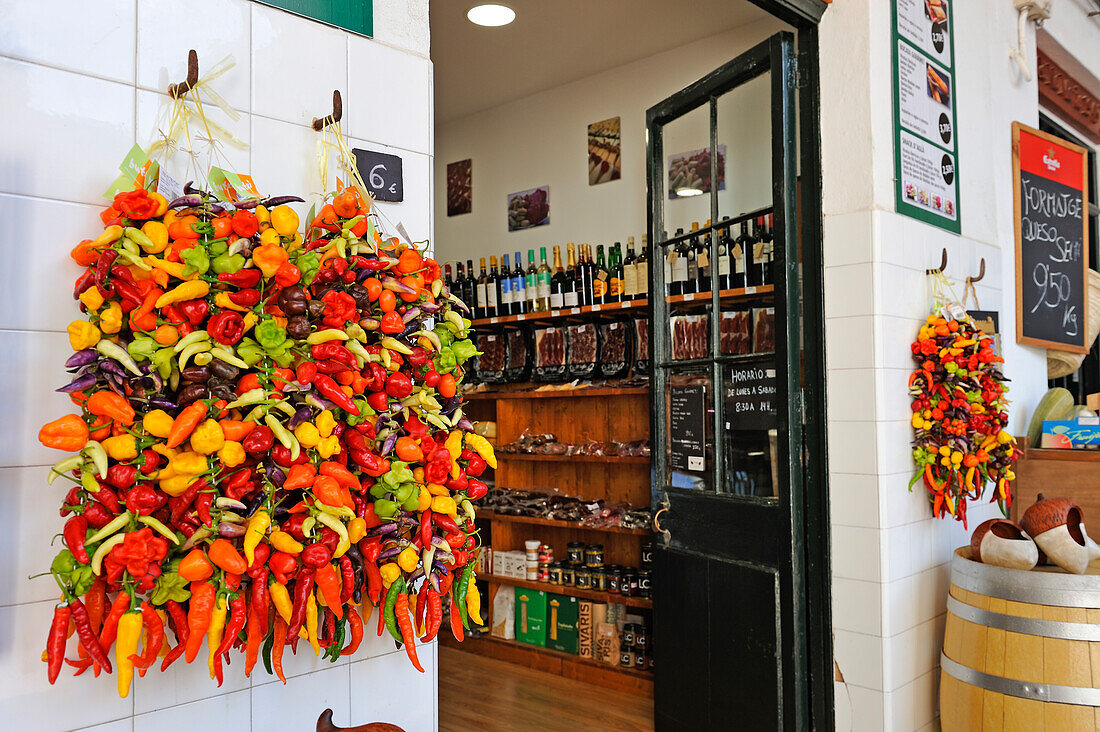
[420, 510, 433, 549]
[339, 555, 355, 605]
[287, 570, 315, 649]
[46, 604, 71, 684]
[83, 501, 114, 528]
[395, 592, 424, 672]
[169, 480, 202, 524]
[228, 288, 261, 307]
[130, 601, 164, 675]
[269, 552, 297, 585]
[384, 372, 413, 399]
[94, 486, 121, 514]
[71, 599, 112, 674]
[73, 270, 96, 300]
[415, 579, 428, 635]
[422, 589, 443, 642]
[195, 487, 214, 527]
[178, 298, 209, 325]
[432, 513, 462, 534]
[94, 250, 117, 297]
[160, 600, 189, 671]
[312, 373, 360, 414]
[380, 311, 403, 334]
[124, 484, 166, 516]
[218, 268, 262, 287]
[301, 542, 331, 569]
[208, 310, 246, 345]
[216, 595, 248, 656]
[64, 515, 90, 564]
[104, 463, 137, 490]
[363, 560, 383, 605]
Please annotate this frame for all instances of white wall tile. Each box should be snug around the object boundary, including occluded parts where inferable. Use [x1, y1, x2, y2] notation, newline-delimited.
[0, 467, 80, 606]
[0, 600, 133, 731]
[881, 574, 917, 639]
[877, 263, 931, 320]
[823, 211, 875, 268]
[372, 0, 430, 58]
[833, 629, 884, 692]
[134, 689, 249, 732]
[832, 525, 882, 582]
[879, 471, 931, 529]
[136, 0, 251, 112]
[832, 578, 882, 636]
[825, 316, 876, 371]
[251, 3, 348, 127]
[824, 264, 875, 319]
[847, 685, 885, 732]
[0, 330, 77, 468]
[252, 664, 350, 731]
[0, 58, 134, 205]
[347, 36, 433, 155]
[876, 420, 915, 476]
[830, 474, 880, 529]
[884, 615, 945, 692]
[349, 642, 436, 731]
[135, 91, 251, 185]
[826, 369, 877, 422]
[76, 719, 133, 732]
[0, 0, 135, 84]
[0, 194, 93, 332]
[249, 115, 337, 218]
[827, 421, 878, 475]
[251, 638, 350, 682]
[132, 645, 249, 714]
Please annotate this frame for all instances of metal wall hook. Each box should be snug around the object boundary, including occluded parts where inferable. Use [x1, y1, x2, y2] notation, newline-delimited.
[967, 258, 986, 284]
[653, 497, 671, 545]
[926, 248, 948, 275]
[312, 90, 343, 131]
[168, 49, 199, 98]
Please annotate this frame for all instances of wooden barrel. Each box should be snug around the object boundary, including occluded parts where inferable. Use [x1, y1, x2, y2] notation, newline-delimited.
[941, 547, 1100, 730]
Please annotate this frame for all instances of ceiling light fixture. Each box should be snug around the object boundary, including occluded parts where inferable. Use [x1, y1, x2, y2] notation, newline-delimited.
[467, 4, 516, 26]
[675, 187, 704, 197]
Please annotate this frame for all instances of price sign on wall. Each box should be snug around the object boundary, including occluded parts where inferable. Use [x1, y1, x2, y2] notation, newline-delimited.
[1013, 122, 1091, 353]
[352, 148, 403, 202]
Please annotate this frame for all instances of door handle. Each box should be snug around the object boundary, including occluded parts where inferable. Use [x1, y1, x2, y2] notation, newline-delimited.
[653, 497, 671, 545]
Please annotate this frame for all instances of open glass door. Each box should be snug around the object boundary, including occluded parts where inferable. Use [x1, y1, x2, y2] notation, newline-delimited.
[647, 31, 808, 730]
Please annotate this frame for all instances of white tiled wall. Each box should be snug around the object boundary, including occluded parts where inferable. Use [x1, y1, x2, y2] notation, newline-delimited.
[818, 0, 1072, 729]
[0, 2, 435, 730]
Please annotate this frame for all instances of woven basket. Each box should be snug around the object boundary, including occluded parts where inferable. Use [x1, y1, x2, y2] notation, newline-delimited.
[1048, 270, 1100, 379]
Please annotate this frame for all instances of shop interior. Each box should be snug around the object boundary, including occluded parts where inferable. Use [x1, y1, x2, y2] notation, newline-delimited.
[429, 2, 824, 729]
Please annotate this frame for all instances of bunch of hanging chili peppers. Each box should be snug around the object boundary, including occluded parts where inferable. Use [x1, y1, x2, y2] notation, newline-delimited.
[38, 179, 489, 696]
[908, 313, 1017, 527]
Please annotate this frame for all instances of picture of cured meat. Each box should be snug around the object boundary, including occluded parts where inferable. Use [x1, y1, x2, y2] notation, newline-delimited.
[446, 158, 472, 216]
[753, 308, 775, 354]
[634, 318, 650, 373]
[568, 323, 600, 379]
[720, 311, 752, 355]
[474, 332, 506, 382]
[926, 64, 950, 107]
[671, 314, 709, 360]
[534, 326, 568, 382]
[588, 116, 621, 186]
[505, 328, 531, 382]
[598, 321, 630, 379]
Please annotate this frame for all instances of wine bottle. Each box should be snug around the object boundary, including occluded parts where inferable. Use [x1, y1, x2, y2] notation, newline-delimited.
[512, 251, 527, 315]
[526, 249, 538, 312]
[683, 222, 699, 295]
[752, 217, 769, 287]
[535, 247, 551, 311]
[564, 243, 579, 308]
[579, 244, 593, 306]
[475, 258, 488, 319]
[697, 219, 712, 293]
[763, 213, 775, 286]
[636, 235, 649, 301]
[736, 221, 755, 288]
[443, 262, 454, 292]
[669, 228, 686, 296]
[500, 253, 513, 316]
[593, 244, 608, 304]
[489, 256, 501, 317]
[462, 259, 475, 314]
[717, 218, 732, 291]
[623, 237, 637, 301]
[549, 245, 566, 309]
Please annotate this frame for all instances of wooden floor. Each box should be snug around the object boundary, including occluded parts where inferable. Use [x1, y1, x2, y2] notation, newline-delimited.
[439, 645, 654, 732]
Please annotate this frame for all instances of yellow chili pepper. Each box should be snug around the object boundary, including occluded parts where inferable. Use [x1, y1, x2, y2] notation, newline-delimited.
[426, 483, 449, 497]
[444, 430, 462, 461]
[214, 292, 250, 312]
[98, 301, 123, 335]
[156, 281, 210, 308]
[102, 434, 137, 461]
[269, 530, 303, 555]
[466, 582, 483, 625]
[315, 435, 341, 459]
[397, 545, 419, 573]
[417, 484, 431, 512]
[140, 220, 169, 253]
[431, 495, 457, 516]
[115, 611, 143, 698]
[67, 320, 101, 350]
[189, 419, 225, 455]
[93, 225, 124, 248]
[379, 562, 401, 587]
[170, 451, 208, 475]
[159, 474, 196, 497]
[145, 256, 190, 279]
[305, 591, 320, 655]
[244, 509, 271, 566]
[465, 433, 497, 469]
[207, 594, 228, 680]
[315, 410, 336, 438]
[346, 517, 367, 544]
[294, 422, 321, 448]
[143, 409, 174, 438]
[268, 581, 293, 624]
[79, 288, 105, 312]
[218, 440, 245, 468]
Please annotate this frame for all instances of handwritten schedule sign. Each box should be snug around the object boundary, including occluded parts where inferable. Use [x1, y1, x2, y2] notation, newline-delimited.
[1013, 123, 1090, 353]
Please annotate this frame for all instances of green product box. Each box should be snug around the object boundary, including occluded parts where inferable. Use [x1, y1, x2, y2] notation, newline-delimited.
[546, 593, 579, 654]
[515, 588, 547, 647]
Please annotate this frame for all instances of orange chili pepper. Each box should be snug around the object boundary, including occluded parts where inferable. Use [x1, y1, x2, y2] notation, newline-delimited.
[38, 414, 89, 452]
[218, 419, 254, 442]
[71, 240, 101, 266]
[86, 390, 136, 426]
[283, 463, 317, 491]
[178, 548, 214, 582]
[312, 475, 353, 510]
[167, 401, 207, 448]
[208, 539, 247, 575]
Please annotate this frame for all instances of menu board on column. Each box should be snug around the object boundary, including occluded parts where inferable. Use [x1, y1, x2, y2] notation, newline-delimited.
[892, 0, 960, 234]
[1013, 122, 1091, 353]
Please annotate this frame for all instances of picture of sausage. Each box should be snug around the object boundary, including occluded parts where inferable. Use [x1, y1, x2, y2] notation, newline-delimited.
[927, 65, 950, 107]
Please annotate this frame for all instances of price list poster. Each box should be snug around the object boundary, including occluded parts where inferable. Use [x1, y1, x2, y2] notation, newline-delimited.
[892, 0, 960, 233]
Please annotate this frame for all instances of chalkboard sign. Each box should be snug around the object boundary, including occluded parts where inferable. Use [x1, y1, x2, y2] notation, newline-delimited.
[352, 148, 403, 202]
[725, 363, 777, 431]
[1013, 122, 1090, 353]
[669, 384, 706, 472]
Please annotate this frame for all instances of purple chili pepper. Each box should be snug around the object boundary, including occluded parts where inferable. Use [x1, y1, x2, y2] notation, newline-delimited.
[65, 349, 98, 369]
[57, 373, 97, 393]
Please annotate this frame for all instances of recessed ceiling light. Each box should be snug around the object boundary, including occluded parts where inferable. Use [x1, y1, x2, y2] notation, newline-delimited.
[675, 187, 704, 197]
[467, 4, 516, 26]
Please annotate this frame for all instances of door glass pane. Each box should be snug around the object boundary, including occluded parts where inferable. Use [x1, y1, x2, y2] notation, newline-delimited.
[715, 74, 772, 220]
[661, 104, 715, 250]
[663, 369, 713, 491]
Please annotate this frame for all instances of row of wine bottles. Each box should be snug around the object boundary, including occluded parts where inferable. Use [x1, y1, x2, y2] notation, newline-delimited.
[445, 212, 775, 321]
[445, 239, 651, 320]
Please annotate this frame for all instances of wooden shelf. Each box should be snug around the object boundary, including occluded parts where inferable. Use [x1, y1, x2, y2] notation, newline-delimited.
[499, 453, 649, 464]
[480, 510, 651, 536]
[482, 573, 653, 609]
[463, 385, 648, 400]
[439, 633, 653, 696]
[469, 285, 774, 328]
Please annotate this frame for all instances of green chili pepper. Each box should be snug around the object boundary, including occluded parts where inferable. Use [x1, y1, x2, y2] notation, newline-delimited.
[211, 252, 245, 274]
[432, 324, 455, 348]
[180, 245, 210, 276]
[328, 615, 346, 662]
[384, 576, 406, 642]
[208, 240, 229, 257]
[449, 339, 478, 364]
[295, 252, 321, 285]
[150, 571, 191, 605]
[127, 336, 159, 362]
[454, 563, 474, 629]
[261, 629, 275, 675]
[254, 320, 288, 352]
[373, 499, 398, 518]
[433, 349, 457, 375]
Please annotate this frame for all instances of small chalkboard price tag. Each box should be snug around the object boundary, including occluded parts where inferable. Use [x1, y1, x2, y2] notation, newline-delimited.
[725, 363, 777, 431]
[1013, 122, 1090, 353]
[669, 384, 706, 473]
[352, 148, 403, 202]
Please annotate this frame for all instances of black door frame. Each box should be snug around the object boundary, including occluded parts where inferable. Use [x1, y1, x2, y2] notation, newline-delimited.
[645, 0, 832, 728]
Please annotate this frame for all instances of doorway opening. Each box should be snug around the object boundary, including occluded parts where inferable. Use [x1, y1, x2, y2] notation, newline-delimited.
[430, 2, 830, 729]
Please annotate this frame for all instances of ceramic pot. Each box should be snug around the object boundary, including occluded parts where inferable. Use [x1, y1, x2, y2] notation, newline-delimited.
[1020, 496, 1100, 574]
[969, 518, 1038, 570]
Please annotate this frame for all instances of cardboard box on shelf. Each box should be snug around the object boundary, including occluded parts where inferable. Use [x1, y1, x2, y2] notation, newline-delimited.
[546, 593, 579, 654]
[578, 600, 594, 659]
[515, 588, 547, 646]
[595, 621, 620, 666]
[491, 585, 515, 640]
[494, 550, 527, 579]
